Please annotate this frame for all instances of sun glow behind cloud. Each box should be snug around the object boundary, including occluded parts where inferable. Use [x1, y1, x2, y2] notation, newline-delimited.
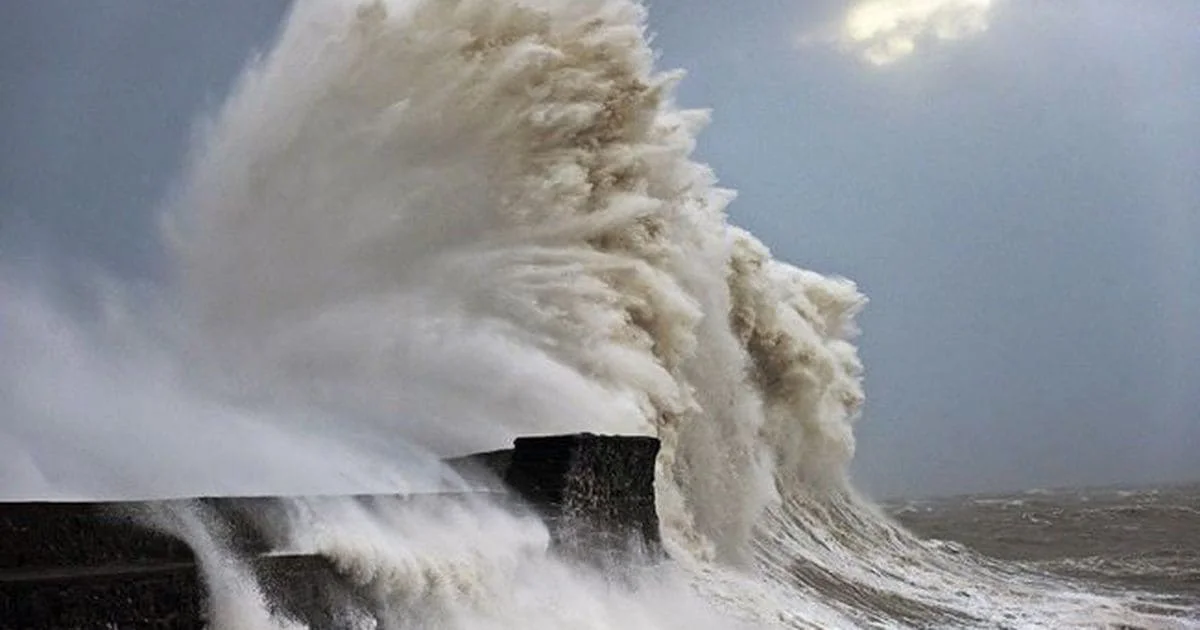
[812, 0, 997, 65]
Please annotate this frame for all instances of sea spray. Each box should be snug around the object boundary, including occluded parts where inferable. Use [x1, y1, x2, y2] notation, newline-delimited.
[139, 495, 747, 629]
[170, 0, 779, 565]
[137, 502, 307, 630]
[0, 275, 451, 500]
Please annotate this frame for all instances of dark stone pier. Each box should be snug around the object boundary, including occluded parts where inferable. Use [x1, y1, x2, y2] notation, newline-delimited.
[0, 433, 661, 630]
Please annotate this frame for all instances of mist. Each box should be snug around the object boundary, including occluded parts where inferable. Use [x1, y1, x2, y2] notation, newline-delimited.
[0, 272, 461, 499]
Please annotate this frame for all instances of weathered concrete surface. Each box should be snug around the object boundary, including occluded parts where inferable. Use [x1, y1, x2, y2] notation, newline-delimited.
[0, 434, 661, 629]
[444, 447, 513, 490]
[0, 501, 372, 629]
[0, 503, 190, 571]
[3, 564, 202, 629]
[0, 554, 355, 630]
[506, 433, 661, 559]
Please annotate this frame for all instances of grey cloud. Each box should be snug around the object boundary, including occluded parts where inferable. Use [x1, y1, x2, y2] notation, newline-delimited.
[650, 0, 1200, 496]
[798, 0, 998, 66]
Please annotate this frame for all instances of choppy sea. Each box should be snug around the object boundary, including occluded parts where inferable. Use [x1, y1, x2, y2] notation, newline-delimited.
[888, 483, 1200, 621]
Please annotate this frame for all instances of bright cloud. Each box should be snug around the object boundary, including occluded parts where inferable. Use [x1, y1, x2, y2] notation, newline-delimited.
[807, 0, 997, 65]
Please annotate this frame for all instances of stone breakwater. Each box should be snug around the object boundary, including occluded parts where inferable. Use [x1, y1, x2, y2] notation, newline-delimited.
[0, 433, 661, 630]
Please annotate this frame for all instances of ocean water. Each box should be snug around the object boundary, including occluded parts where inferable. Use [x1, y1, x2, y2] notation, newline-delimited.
[890, 483, 1200, 621]
[1, 0, 1196, 627]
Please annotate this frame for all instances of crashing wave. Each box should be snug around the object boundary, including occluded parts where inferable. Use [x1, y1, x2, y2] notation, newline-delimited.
[155, 0, 1182, 627]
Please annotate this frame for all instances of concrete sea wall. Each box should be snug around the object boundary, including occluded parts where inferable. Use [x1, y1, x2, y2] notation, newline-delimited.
[0, 433, 661, 630]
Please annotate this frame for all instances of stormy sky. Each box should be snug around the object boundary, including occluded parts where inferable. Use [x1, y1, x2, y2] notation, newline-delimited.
[2, 1, 1197, 497]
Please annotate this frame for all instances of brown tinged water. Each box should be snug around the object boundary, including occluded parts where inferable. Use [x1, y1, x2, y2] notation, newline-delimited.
[887, 482, 1200, 621]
